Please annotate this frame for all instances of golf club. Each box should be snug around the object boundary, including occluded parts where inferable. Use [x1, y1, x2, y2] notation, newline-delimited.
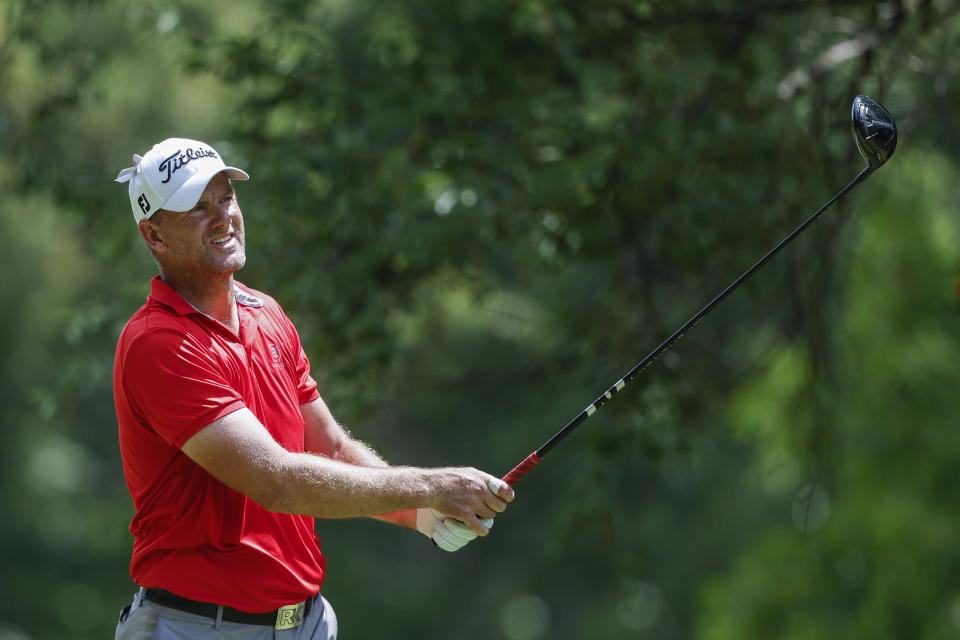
[500, 94, 898, 487]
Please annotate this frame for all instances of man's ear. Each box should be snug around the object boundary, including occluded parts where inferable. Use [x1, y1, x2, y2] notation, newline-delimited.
[138, 217, 167, 253]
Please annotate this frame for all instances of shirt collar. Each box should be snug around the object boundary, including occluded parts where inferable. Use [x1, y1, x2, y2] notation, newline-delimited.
[233, 282, 264, 308]
[148, 275, 264, 317]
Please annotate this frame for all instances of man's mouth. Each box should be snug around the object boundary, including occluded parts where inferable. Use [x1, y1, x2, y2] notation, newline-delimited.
[211, 233, 236, 248]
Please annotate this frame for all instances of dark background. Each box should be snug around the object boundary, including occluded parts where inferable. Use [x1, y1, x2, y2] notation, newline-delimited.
[2, 1, 959, 638]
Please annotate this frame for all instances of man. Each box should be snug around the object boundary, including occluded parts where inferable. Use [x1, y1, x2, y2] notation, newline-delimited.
[112, 138, 514, 639]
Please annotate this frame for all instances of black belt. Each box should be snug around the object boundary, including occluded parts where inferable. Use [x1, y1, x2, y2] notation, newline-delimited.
[143, 588, 313, 629]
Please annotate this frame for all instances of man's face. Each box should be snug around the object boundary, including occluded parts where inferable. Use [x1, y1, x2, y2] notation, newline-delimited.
[150, 172, 246, 278]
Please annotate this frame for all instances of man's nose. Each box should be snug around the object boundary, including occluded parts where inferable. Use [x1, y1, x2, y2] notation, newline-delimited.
[210, 203, 232, 227]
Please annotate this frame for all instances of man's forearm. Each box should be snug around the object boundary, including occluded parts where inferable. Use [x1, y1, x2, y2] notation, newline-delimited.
[329, 435, 417, 528]
[332, 436, 389, 469]
[371, 509, 418, 529]
[264, 451, 433, 518]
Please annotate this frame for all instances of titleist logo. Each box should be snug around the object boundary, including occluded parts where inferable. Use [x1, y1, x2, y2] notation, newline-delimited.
[158, 147, 219, 183]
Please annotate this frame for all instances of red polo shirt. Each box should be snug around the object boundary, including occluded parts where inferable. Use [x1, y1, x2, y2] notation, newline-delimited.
[114, 276, 325, 612]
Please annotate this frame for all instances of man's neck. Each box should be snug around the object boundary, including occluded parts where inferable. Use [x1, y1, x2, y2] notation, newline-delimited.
[160, 270, 240, 334]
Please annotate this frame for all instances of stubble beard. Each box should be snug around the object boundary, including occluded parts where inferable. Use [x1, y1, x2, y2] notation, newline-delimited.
[189, 225, 247, 280]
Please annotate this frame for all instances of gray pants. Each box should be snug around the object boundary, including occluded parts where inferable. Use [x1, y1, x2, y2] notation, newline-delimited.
[115, 588, 338, 640]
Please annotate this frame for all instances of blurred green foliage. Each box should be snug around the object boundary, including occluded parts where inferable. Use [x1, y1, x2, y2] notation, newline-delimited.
[2, 0, 960, 638]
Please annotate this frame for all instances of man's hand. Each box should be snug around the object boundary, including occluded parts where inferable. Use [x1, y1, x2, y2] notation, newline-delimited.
[417, 479, 511, 551]
[426, 472, 515, 536]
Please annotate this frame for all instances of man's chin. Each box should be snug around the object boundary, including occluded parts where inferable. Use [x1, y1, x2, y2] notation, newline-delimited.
[223, 260, 245, 275]
[207, 252, 246, 275]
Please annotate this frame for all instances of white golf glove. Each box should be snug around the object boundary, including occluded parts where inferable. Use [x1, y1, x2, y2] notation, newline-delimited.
[416, 479, 504, 552]
[416, 509, 493, 551]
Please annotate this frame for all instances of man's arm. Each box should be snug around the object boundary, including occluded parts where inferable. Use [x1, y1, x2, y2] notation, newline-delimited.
[300, 396, 416, 528]
[301, 396, 390, 468]
[180, 405, 513, 535]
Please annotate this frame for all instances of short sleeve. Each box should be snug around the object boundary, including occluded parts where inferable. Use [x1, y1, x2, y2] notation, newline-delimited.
[122, 329, 247, 448]
[293, 339, 319, 405]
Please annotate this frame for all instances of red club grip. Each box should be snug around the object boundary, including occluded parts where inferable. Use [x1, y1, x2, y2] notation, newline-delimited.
[502, 451, 542, 487]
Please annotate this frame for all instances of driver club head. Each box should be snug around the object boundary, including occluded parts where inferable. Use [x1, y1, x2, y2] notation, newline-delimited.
[852, 95, 897, 171]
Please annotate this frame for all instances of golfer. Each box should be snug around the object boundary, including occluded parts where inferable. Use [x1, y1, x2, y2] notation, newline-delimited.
[112, 138, 514, 639]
